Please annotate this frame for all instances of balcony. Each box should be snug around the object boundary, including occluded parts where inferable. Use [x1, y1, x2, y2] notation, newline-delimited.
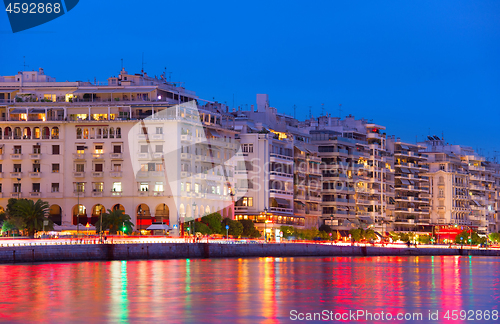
[73, 172, 85, 177]
[181, 153, 192, 160]
[10, 172, 22, 178]
[11, 192, 21, 198]
[111, 191, 122, 196]
[151, 134, 164, 140]
[110, 171, 122, 177]
[138, 191, 150, 197]
[29, 172, 41, 178]
[29, 153, 41, 159]
[138, 153, 150, 160]
[92, 172, 103, 177]
[73, 153, 85, 159]
[180, 135, 192, 142]
[10, 154, 22, 159]
[92, 153, 104, 160]
[153, 191, 163, 196]
[110, 153, 123, 159]
[29, 192, 41, 198]
[92, 191, 103, 197]
[73, 191, 85, 197]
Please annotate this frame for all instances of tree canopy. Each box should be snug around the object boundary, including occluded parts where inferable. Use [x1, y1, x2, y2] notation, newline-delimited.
[95, 209, 134, 234]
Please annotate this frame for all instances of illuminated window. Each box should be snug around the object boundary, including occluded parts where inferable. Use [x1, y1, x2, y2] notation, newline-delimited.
[112, 182, 122, 192]
[94, 145, 103, 154]
[43, 94, 56, 102]
[194, 183, 199, 193]
[75, 182, 85, 193]
[93, 182, 104, 192]
[186, 183, 191, 192]
[65, 94, 73, 102]
[155, 182, 164, 192]
[76, 145, 85, 154]
[83, 128, 89, 139]
[139, 182, 149, 191]
[181, 182, 184, 191]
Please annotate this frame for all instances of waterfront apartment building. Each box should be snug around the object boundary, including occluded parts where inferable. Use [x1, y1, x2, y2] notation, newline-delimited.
[422, 137, 499, 234]
[0, 68, 240, 235]
[302, 115, 395, 233]
[386, 138, 431, 232]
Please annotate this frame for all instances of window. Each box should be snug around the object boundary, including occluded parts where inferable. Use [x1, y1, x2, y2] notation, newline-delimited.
[33, 163, 40, 172]
[439, 164, 445, 171]
[242, 197, 253, 207]
[113, 145, 122, 153]
[112, 182, 122, 192]
[155, 182, 164, 192]
[155, 163, 163, 172]
[94, 164, 103, 172]
[0, 183, 2, 192]
[75, 164, 84, 172]
[76, 128, 82, 139]
[75, 182, 85, 193]
[155, 145, 163, 153]
[113, 163, 122, 172]
[94, 145, 103, 154]
[156, 127, 163, 134]
[141, 145, 149, 153]
[242, 144, 253, 153]
[13, 164, 21, 172]
[116, 128, 121, 138]
[32, 183, 40, 192]
[139, 182, 149, 191]
[93, 182, 104, 192]
[181, 182, 184, 192]
[52, 164, 60, 173]
[148, 162, 155, 171]
[51, 183, 59, 192]
[76, 145, 86, 153]
[14, 183, 21, 192]
[14, 146, 22, 154]
[194, 183, 199, 193]
[33, 145, 40, 154]
[52, 145, 60, 155]
[186, 182, 191, 192]
[0, 164, 2, 172]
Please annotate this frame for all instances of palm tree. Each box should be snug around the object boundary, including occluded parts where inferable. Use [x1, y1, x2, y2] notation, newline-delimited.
[95, 209, 134, 234]
[12, 199, 51, 237]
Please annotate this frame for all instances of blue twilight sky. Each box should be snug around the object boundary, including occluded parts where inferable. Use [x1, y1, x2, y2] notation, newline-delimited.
[1, 1, 499, 157]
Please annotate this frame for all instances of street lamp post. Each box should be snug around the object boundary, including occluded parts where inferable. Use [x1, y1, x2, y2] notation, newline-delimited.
[76, 182, 81, 236]
[264, 207, 268, 242]
[192, 202, 197, 238]
[330, 214, 334, 243]
[16, 178, 21, 199]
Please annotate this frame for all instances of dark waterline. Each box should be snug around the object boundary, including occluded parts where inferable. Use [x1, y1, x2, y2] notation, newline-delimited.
[0, 256, 499, 323]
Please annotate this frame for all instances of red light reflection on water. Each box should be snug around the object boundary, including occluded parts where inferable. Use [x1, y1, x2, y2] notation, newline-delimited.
[0, 256, 498, 323]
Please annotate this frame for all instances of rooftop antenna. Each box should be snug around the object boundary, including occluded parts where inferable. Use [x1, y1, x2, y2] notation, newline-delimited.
[338, 104, 342, 118]
[141, 52, 146, 73]
[293, 104, 296, 119]
[309, 106, 312, 119]
[23, 56, 29, 71]
[169, 72, 172, 82]
[164, 67, 167, 79]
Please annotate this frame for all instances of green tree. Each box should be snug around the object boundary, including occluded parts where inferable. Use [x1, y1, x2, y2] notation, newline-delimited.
[222, 218, 244, 237]
[364, 229, 377, 241]
[319, 224, 332, 233]
[201, 212, 223, 234]
[349, 228, 363, 242]
[239, 219, 261, 238]
[11, 199, 51, 237]
[489, 232, 500, 243]
[194, 221, 212, 235]
[455, 230, 484, 245]
[417, 235, 431, 244]
[96, 209, 134, 234]
[280, 226, 295, 239]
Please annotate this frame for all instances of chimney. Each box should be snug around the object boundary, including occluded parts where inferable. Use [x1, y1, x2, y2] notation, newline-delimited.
[38, 67, 44, 75]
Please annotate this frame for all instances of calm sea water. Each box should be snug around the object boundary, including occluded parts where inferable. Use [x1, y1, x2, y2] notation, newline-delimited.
[0, 256, 499, 323]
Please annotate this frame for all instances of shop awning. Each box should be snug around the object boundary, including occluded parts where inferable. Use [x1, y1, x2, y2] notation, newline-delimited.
[399, 167, 410, 173]
[29, 108, 46, 114]
[275, 198, 290, 207]
[400, 179, 410, 185]
[9, 108, 28, 114]
[0, 89, 18, 93]
[146, 223, 172, 230]
[206, 129, 221, 138]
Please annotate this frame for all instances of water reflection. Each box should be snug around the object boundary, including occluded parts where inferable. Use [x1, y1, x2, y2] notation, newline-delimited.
[0, 256, 498, 323]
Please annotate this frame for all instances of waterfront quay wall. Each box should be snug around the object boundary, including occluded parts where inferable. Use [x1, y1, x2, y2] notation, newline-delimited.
[1, 243, 500, 264]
